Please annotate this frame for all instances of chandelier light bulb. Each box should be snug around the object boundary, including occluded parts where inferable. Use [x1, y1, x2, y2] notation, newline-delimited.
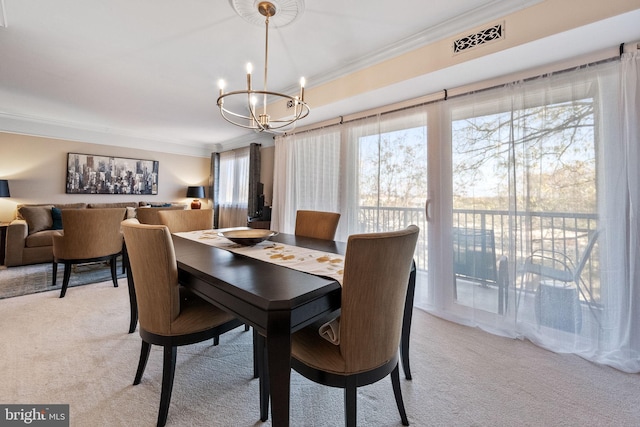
[216, 1, 310, 133]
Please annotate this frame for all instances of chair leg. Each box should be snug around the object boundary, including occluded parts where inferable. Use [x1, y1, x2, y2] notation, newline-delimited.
[213, 335, 219, 346]
[59, 262, 72, 298]
[52, 261, 58, 287]
[157, 346, 177, 427]
[256, 332, 269, 422]
[110, 254, 119, 288]
[391, 364, 409, 426]
[133, 341, 151, 385]
[344, 378, 357, 427]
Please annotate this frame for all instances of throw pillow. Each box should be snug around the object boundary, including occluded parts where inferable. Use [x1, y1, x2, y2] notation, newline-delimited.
[18, 205, 54, 234]
[51, 207, 63, 230]
[126, 206, 136, 219]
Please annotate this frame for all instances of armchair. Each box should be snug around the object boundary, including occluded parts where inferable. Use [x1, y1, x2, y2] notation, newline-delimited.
[52, 208, 126, 298]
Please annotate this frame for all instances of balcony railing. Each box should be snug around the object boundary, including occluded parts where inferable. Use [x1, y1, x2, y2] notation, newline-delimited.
[358, 206, 600, 303]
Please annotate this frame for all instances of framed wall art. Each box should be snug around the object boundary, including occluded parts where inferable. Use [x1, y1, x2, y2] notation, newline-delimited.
[65, 153, 159, 195]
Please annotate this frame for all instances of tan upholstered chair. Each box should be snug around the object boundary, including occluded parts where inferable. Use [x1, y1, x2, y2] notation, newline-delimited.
[52, 208, 126, 298]
[294, 210, 341, 240]
[287, 225, 419, 426]
[157, 209, 213, 233]
[121, 222, 243, 427]
[135, 206, 186, 225]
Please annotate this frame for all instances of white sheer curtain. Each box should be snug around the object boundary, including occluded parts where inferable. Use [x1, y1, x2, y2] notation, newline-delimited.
[595, 50, 640, 371]
[272, 128, 341, 235]
[218, 147, 249, 228]
[271, 55, 640, 372]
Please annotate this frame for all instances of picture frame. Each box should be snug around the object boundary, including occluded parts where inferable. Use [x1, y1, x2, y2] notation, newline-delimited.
[65, 152, 159, 195]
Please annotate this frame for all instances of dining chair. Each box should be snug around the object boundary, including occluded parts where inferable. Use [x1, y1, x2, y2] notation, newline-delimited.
[157, 208, 213, 232]
[282, 225, 419, 426]
[157, 208, 250, 337]
[294, 210, 341, 240]
[121, 222, 244, 427]
[52, 208, 126, 298]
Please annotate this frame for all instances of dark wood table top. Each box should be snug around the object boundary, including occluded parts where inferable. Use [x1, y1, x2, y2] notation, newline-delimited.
[172, 232, 343, 333]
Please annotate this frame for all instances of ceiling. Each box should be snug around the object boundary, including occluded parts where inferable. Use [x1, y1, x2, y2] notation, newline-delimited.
[1, 0, 639, 157]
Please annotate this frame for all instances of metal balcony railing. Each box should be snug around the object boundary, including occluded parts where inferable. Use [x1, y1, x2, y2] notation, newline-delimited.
[358, 206, 600, 303]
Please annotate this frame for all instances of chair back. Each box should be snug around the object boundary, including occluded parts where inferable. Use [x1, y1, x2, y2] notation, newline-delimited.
[573, 230, 599, 281]
[53, 208, 125, 259]
[340, 225, 419, 372]
[294, 210, 341, 240]
[157, 209, 213, 233]
[136, 206, 185, 225]
[122, 222, 180, 336]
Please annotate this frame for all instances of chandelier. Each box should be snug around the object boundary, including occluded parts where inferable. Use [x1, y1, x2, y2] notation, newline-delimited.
[217, 1, 310, 133]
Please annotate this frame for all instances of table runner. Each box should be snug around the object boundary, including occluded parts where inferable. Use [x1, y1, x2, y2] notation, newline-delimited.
[174, 230, 345, 285]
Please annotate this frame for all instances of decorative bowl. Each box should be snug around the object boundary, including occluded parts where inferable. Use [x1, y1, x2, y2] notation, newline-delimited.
[218, 229, 278, 246]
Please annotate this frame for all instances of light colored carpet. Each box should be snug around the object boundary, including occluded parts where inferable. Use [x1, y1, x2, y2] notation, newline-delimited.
[0, 280, 638, 426]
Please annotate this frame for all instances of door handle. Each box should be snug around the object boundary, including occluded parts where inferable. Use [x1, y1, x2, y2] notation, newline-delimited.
[425, 198, 432, 222]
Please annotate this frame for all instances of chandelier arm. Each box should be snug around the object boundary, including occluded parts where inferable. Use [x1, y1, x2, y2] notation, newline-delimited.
[216, 2, 309, 134]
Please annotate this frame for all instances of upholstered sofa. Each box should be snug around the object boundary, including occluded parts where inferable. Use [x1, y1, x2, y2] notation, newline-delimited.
[5, 202, 186, 267]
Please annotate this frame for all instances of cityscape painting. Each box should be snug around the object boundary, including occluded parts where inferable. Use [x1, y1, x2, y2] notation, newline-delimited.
[66, 153, 159, 195]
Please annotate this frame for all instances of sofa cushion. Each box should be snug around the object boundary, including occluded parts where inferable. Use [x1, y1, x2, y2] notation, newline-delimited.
[25, 229, 61, 248]
[18, 205, 54, 234]
[51, 207, 63, 230]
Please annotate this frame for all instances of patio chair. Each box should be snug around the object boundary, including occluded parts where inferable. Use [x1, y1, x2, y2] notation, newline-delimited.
[453, 227, 508, 314]
[518, 230, 600, 328]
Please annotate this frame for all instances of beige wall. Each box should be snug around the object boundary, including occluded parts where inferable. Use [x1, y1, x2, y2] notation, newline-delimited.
[0, 132, 211, 222]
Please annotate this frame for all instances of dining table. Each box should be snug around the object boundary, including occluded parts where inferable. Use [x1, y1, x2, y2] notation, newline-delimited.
[126, 230, 416, 426]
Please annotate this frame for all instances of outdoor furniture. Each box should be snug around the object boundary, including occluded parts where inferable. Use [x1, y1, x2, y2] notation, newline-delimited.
[518, 230, 600, 329]
[453, 227, 508, 314]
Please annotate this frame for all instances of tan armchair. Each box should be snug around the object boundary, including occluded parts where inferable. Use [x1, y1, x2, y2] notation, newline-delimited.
[294, 210, 341, 240]
[52, 208, 126, 298]
[157, 209, 213, 232]
[287, 225, 419, 426]
[122, 222, 243, 427]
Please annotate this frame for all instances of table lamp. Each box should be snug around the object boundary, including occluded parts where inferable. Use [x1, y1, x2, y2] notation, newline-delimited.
[0, 180, 10, 198]
[186, 186, 205, 209]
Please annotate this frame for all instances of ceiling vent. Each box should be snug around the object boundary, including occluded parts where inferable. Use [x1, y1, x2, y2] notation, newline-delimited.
[453, 22, 504, 55]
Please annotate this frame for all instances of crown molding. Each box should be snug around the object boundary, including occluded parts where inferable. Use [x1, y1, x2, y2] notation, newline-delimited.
[280, 0, 544, 95]
[0, 111, 216, 158]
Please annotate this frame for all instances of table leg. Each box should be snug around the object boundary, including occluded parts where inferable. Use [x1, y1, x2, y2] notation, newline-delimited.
[266, 311, 292, 426]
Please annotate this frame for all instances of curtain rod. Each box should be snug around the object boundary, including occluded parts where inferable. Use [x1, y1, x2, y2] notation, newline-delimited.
[284, 43, 627, 138]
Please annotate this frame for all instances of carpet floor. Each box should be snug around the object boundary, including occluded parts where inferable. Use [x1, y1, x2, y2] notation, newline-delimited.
[0, 259, 125, 299]
[1, 281, 639, 426]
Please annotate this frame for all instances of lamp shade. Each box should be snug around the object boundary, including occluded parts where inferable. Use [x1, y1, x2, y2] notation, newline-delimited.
[0, 180, 10, 197]
[186, 186, 205, 199]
